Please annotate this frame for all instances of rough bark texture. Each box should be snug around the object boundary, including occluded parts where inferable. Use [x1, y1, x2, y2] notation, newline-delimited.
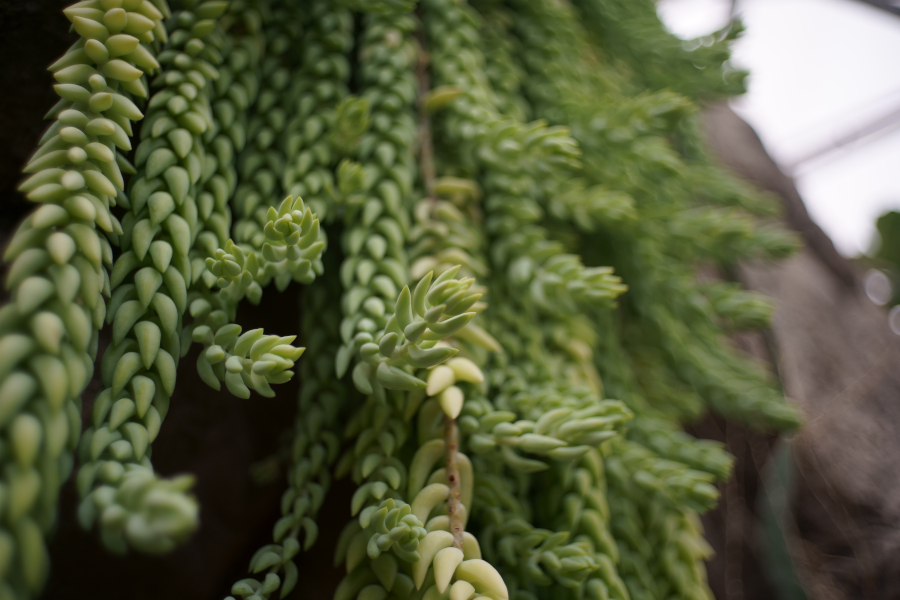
[700, 103, 900, 600]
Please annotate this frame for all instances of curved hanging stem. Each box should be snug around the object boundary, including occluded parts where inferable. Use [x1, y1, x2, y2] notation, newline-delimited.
[444, 415, 465, 549]
[415, 26, 437, 202]
[416, 13, 464, 550]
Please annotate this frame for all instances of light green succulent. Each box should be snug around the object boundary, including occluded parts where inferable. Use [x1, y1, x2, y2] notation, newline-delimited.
[2, 0, 801, 599]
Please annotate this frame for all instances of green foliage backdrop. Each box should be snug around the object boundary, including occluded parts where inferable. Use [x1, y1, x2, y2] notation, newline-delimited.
[874, 211, 900, 308]
[0, 0, 801, 599]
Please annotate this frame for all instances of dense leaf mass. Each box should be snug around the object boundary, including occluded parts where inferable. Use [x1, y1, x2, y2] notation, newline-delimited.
[0, 0, 800, 599]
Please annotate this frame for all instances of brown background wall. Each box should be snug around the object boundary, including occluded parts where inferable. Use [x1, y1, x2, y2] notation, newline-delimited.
[699, 103, 900, 600]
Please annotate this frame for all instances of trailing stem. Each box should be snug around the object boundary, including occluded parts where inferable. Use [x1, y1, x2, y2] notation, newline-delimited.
[416, 12, 463, 551]
[415, 28, 437, 202]
[444, 415, 465, 548]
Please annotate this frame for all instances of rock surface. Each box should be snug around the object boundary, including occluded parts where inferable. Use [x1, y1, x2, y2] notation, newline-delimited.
[702, 103, 900, 599]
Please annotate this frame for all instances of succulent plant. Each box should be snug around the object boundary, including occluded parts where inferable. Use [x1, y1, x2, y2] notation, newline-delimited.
[0, 1, 800, 599]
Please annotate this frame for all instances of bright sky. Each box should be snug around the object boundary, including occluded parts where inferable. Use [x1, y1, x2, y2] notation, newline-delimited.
[656, 0, 900, 257]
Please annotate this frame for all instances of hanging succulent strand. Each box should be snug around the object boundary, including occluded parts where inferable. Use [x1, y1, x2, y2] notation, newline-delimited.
[413, 19, 466, 554]
[223, 3, 356, 600]
[0, 0, 169, 595]
[226, 266, 346, 600]
[281, 2, 357, 225]
[326, 8, 516, 600]
[77, 0, 324, 558]
[74, 1, 238, 556]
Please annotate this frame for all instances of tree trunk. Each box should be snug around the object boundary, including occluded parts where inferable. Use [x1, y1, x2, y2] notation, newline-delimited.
[700, 102, 900, 600]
